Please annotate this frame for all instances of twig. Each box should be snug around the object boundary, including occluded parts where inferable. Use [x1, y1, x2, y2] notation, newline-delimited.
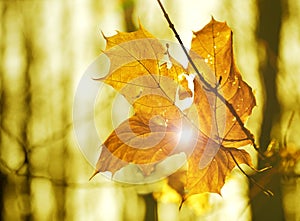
[156, 0, 264, 158]
[228, 150, 273, 197]
[283, 110, 295, 149]
[0, 158, 108, 188]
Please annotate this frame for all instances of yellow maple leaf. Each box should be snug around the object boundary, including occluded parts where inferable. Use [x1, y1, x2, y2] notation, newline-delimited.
[90, 19, 255, 202]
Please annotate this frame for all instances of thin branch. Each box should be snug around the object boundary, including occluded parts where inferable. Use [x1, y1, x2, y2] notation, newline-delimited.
[30, 122, 73, 149]
[0, 124, 26, 148]
[0, 158, 108, 188]
[228, 150, 273, 197]
[156, 0, 263, 158]
[283, 110, 295, 149]
[1, 122, 72, 150]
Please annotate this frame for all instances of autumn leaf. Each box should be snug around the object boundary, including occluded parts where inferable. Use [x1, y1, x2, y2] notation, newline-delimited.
[92, 95, 184, 176]
[189, 18, 255, 148]
[90, 19, 256, 201]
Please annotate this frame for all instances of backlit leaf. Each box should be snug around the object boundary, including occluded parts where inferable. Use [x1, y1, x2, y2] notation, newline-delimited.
[91, 18, 256, 202]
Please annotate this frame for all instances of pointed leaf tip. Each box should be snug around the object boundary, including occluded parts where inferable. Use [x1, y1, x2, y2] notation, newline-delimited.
[137, 18, 143, 29]
[101, 30, 107, 39]
[89, 170, 99, 181]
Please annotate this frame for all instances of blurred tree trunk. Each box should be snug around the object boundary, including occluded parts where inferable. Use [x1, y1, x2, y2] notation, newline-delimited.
[143, 193, 158, 221]
[20, 23, 35, 221]
[51, 4, 71, 220]
[0, 172, 6, 221]
[0, 4, 7, 220]
[252, 0, 284, 220]
[121, 0, 136, 32]
[257, 1, 282, 150]
[120, 1, 158, 220]
[0, 58, 6, 217]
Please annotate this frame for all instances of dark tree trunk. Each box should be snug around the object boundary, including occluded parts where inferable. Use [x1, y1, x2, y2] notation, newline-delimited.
[257, 0, 282, 150]
[143, 194, 158, 221]
[0, 172, 6, 221]
[251, 0, 285, 220]
[121, 0, 136, 32]
[0, 4, 6, 220]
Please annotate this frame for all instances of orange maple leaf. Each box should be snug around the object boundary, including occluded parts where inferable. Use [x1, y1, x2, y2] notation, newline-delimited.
[90, 18, 256, 201]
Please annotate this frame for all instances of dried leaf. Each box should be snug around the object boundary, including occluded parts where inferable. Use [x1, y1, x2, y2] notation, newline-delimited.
[189, 18, 256, 148]
[91, 18, 255, 201]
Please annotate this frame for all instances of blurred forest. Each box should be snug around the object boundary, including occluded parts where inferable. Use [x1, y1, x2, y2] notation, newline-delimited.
[0, 0, 300, 221]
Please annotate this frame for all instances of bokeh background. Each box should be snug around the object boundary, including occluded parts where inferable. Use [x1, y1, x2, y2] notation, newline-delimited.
[0, 0, 299, 220]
